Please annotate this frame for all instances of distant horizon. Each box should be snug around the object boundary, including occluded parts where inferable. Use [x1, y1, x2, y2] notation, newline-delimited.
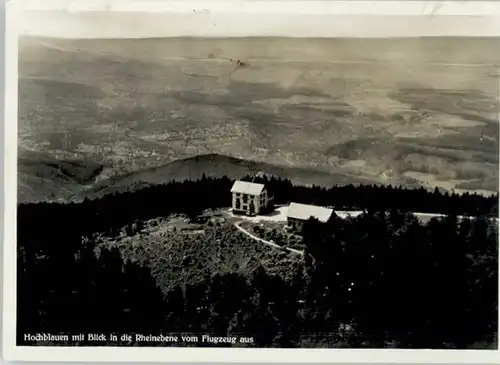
[16, 11, 500, 39]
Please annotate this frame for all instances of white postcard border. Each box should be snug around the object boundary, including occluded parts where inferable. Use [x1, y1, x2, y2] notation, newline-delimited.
[3, 0, 500, 363]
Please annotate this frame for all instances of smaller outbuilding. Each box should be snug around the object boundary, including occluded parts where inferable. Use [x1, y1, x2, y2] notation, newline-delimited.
[286, 202, 334, 231]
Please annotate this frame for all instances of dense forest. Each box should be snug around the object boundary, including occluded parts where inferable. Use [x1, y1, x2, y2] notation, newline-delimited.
[17, 176, 498, 348]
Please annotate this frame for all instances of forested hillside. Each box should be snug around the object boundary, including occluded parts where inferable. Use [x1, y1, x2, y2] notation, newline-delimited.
[17, 176, 498, 348]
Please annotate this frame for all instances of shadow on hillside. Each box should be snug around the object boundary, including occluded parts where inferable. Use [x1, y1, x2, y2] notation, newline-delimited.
[260, 209, 282, 217]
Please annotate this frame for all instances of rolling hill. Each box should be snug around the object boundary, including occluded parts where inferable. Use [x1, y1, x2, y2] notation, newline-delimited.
[18, 151, 104, 203]
[71, 153, 387, 202]
[19, 153, 388, 203]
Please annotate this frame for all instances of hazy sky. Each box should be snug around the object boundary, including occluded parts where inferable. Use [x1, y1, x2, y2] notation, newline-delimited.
[17, 10, 500, 39]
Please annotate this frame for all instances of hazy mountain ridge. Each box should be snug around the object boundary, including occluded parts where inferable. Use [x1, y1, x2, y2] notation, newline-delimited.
[18, 153, 386, 203]
[72, 153, 390, 201]
[18, 153, 105, 203]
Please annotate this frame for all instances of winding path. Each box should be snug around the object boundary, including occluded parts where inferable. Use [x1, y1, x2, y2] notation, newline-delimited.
[230, 207, 497, 257]
[234, 221, 304, 256]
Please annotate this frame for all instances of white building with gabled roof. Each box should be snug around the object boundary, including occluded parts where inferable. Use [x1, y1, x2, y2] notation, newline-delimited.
[287, 202, 334, 231]
[231, 180, 274, 216]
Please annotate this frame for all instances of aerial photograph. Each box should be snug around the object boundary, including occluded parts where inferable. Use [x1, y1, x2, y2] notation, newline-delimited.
[16, 10, 499, 349]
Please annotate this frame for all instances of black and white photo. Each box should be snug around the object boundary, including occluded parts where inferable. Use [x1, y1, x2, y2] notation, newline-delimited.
[3, 0, 500, 362]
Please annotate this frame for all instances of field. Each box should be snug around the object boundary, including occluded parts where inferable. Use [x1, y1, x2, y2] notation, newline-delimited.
[18, 37, 500, 202]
